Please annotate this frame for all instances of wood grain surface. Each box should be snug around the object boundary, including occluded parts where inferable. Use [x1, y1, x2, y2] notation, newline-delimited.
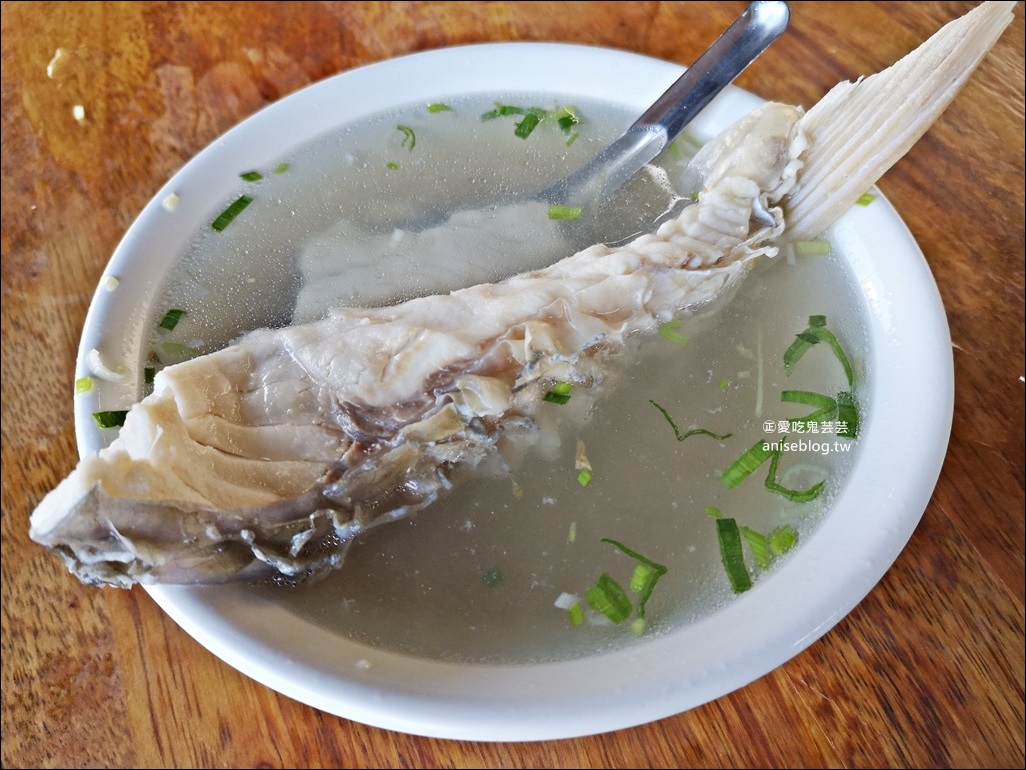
[2, 2, 1023, 767]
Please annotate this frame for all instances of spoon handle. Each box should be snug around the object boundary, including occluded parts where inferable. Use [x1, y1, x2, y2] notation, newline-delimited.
[545, 1, 789, 205]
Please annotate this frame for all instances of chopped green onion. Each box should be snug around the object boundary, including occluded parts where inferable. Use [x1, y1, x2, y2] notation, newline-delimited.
[547, 205, 583, 221]
[658, 318, 689, 347]
[768, 525, 799, 556]
[783, 316, 855, 387]
[567, 521, 577, 543]
[144, 366, 156, 385]
[765, 449, 825, 503]
[666, 139, 683, 162]
[650, 400, 732, 442]
[575, 439, 593, 487]
[567, 601, 585, 626]
[92, 410, 128, 429]
[543, 381, 572, 404]
[426, 103, 453, 113]
[630, 563, 656, 594]
[740, 526, 771, 569]
[783, 334, 815, 375]
[272, 162, 290, 174]
[856, 192, 876, 206]
[795, 240, 831, 256]
[836, 390, 859, 439]
[75, 376, 94, 394]
[551, 106, 580, 131]
[719, 379, 731, 390]
[809, 326, 855, 387]
[705, 506, 722, 518]
[158, 308, 186, 331]
[690, 191, 700, 201]
[599, 538, 667, 618]
[781, 389, 835, 409]
[781, 390, 837, 431]
[565, 132, 580, 147]
[630, 618, 647, 636]
[482, 567, 503, 587]
[716, 518, 752, 593]
[211, 194, 253, 232]
[386, 161, 400, 170]
[514, 113, 541, 139]
[585, 573, 632, 623]
[720, 439, 775, 489]
[396, 124, 416, 150]
[239, 170, 263, 182]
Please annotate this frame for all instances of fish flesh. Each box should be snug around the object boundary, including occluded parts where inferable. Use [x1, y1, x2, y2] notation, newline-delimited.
[29, 1, 1015, 587]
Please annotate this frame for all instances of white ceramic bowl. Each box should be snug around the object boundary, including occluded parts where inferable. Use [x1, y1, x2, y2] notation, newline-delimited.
[74, 43, 953, 740]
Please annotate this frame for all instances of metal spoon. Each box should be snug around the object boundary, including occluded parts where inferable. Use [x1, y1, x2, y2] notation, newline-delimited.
[540, 1, 790, 209]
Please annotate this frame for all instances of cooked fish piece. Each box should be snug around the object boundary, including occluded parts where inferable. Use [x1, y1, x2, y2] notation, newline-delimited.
[29, 1, 1015, 587]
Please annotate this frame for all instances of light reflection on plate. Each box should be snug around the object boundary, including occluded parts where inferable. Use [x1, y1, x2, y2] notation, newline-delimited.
[75, 43, 953, 740]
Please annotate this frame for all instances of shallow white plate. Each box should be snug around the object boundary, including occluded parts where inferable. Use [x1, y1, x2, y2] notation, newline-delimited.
[75, 43, 954, 741]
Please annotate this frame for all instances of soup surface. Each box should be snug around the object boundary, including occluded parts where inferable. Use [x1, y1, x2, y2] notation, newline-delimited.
[147, 93, 868, 664]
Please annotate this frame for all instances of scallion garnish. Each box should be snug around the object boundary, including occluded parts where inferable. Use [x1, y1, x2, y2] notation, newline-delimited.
[272, 162, 290, 174]
[211, 194, 253, 232]
[567, 521, 577, 543]
[386, 161, 400, 170]
[567, 601, 585, 626]
[650, 400, 732, 442]
[781, 389, 835, 409]
[705, 506, 722, 518]
[764, 449, 825, 502]
[396, 124, 416, 150]
[514, 113, 541, 139]
[75, 376, 94, 394]
[543, 381, 572, 404]
[158, 308, 186, 332]
[716, 518, 752, 593]
[426, 103, 452, 113]
[630, 562, 657, 594]
[565, 132, 580, 147]
[482, 567, 503, 587]
[720, 439, 775, 488]
[781, 389, 836, 431]
[740, 526, 771, 569]
[552, 106, 580, 133]
[599, 538, 667, 618]
[585, 573, 632, 623]
[555, 593, 585, 625]
[239, 170, 263, 182]
[719, 379, 731, 390]
[768, 525, 799, 556]
[856, 192, 876, 206]
[575, 439, 593, 486]
[92, 410, 128, 429]
[783, 316, 854, 386]
[836, 390, 859, 439]
[547, 205, 583, 221]
[658, 318, 689, 347]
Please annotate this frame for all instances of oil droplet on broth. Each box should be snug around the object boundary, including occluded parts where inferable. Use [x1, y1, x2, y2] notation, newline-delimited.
[148, 94, 869, 664]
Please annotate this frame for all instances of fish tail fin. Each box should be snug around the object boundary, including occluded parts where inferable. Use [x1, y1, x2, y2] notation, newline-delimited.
[784, 0, 1016, 241]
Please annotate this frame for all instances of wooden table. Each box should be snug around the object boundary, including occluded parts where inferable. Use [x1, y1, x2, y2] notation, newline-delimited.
[2, 2, 1023, 767]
